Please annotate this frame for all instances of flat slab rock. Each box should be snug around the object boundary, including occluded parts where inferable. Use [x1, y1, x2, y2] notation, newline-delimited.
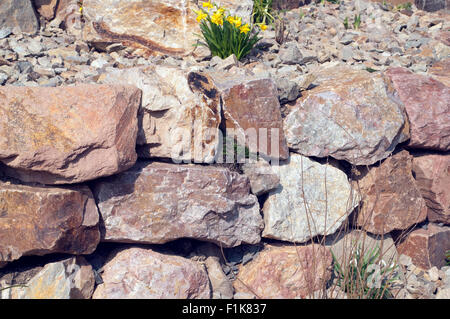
[262, 153, 360, 243]
[93, 247, 210, 299]
[355, 150, 427, 235]
[385, 67, 450, 151]
[234, 244, 333, 299]
[92, 161, 264, 248]
[397, 223, 450, 270]
[284, 65, 409, 165]
[0, 84, 140, 184]
[0, 181, 100, 267]
[0, 256, 95, 299]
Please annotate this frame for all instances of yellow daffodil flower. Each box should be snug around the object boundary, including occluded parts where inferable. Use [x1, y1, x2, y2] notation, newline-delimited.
[259, 23, 268, 31]
[233, 16, 242, 28]
[239, 23, 250, 34]
[202, 0, 214, 11]
[216, 7, 225, 16]
[211, 11, 223, 26]
[194, 9, 208, 22]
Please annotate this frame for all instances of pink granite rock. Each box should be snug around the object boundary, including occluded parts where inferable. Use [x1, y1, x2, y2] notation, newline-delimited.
[385, 67, 450, 151]
[0, 84, 141, 184]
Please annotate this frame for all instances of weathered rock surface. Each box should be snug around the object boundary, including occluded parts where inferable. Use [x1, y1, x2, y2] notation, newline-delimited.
[0, 84, 141, 184]
[325, 230, 398, 267]
[99, 66, 222, 163]
[0, 0, 39, 34]
[0, 181, 100, 267]
[241, 158, 280, 196]
[92, 161, 264, 247]
[284, 66, 409, 165]
[412, 153, 450, 224]
[234, 244, 333, 298]
[211, 72, 289, 160]
[262, 153, 359, 243]
[397, 223, 450, 270]
[385, 67, 450, 151]
[82, 0, 253, 57]
[356, 150, 427, 235]
[1, 256, 95, 299]
[92, 247, 210, 299]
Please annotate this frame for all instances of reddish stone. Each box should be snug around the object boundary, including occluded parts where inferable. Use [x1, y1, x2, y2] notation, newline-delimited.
[92, 161, 263, 248]
[356, 150, 427, 235]
[92, 247, 210, 299]
[0, 84, 140, 184]
[412, 153, 450, 224]
[0, 181, 100, 267]
[385, 67, 450, 151]
[211, 72, 289, 160]
[397, 223, 450, 270]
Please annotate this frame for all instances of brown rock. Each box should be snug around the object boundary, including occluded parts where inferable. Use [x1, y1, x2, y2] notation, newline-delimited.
[385, 67, 450, 151]
[412, 153, 450, 224]
[33, 0, 59, 20]
[92, 247, 210, 299]
[92, 161, 264, 248]
[397, 223, 450, 270]
[0, 181, 100, 267]
[0, 84, 140, 184]
[234, 244, 332, 299]
[356, 150, 427, 235]
[211, 72, 289, 160]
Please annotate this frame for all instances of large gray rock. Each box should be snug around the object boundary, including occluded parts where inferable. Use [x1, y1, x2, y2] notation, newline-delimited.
[93, 247, 210, 299]
[262, 153, 360, 243]
[0, 0, 39, 34]
[92, 161, 264, 248]
[283, 65, 409, 166]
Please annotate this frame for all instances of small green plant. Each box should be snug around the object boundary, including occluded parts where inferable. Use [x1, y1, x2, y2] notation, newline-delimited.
[394, 2, 412, 11]
[353, 14, 361, 30]
[343, 17, 349, 29]
[194, 1, 266, 61]
[252, 0, 275, 25]
[446, 250, 450, 266]
[332, 244, 399, 299]
[299, 9, 305, 19]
